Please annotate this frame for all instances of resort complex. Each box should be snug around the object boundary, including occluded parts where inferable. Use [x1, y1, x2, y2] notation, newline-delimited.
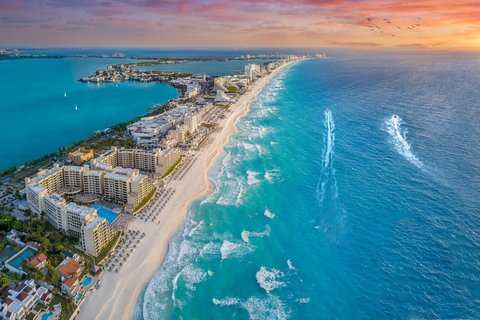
[0, 52, 314, 320]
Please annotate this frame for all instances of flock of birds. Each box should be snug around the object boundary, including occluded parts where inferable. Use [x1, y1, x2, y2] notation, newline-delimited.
[367, 17, 422, 37]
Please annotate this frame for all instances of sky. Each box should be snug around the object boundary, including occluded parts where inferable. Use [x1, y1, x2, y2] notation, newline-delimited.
[0, 0, 479, 50]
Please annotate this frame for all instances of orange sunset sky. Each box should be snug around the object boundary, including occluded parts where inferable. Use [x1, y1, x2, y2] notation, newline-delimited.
[0, 0, 479, 50]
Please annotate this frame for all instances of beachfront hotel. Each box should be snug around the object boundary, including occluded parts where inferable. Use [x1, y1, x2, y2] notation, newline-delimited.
[91, 146, 181, 176]
[103, 167, 153, 210]
[38, 193, 114, 256]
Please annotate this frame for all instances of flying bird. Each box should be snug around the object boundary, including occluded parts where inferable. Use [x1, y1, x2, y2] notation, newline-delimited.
[397, 26, 401, 29]
[418, 17, 422, 20]
[370, 28, 375, 31]
[380, 31, 384, 33]
[376, 26, 381, 29]
[416, 24, 421, 26]
[391, 34, 396, 37]
[367, 18, 372, 21]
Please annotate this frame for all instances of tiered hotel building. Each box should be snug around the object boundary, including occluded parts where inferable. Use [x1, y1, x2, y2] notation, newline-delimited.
[25, 147, 181, 256]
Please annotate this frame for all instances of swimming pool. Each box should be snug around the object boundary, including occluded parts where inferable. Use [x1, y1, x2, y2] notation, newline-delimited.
[41, 311, 53, 320]
[93, 205, 119, 224]
[76, 294, 83, 301]
[9, 248, 36, 268]
[83, 277, 92, 286]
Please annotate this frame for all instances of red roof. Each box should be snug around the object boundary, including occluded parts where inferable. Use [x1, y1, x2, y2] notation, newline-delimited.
[5, 298, 13, 306]
[14, 283, 26, 292]
[29, 253, 48, 267]
[58, 259, 81, 278]
[18, 291, 29, 302]
[40, 292, 52, 302]
[62, 275, 79, 288]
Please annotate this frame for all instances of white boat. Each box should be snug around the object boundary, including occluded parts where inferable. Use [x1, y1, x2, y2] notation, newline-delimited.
[75, 105, 78, 111]
[116, 84, 118, 88]
[64, 92, 67, 97]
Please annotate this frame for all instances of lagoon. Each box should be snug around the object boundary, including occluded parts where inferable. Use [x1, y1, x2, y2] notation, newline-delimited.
[134, 59, 274, 76]
[0, 58, 179, 171]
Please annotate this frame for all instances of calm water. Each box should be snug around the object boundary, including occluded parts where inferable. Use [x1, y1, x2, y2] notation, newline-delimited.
[134, 52, 480, 319]
[0, 58, 179, 170]
[135, 59, 275, 76]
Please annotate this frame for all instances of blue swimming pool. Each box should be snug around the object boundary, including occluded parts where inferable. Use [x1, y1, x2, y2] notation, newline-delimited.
[76, 294, 83, 301]
[93, 205, 119, 224]
[83, 277, 92, 286]
[9, 248, 36, 268]
[41, 311, 53, 320]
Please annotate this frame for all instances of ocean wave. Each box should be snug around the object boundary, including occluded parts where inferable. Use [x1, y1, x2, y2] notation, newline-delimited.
[199, 241, 222, 257]
[213, 295, 290, 320]
[247, 170, 262, 185]
[220, 240, 251, 259]
[256, 266, 286, 292]
[264, 169, 282, 183]
[180, 264, 207, 291]
[217, 180, 244, 206]
[241, 225, 271, 243]
[213, 297, 242, 306]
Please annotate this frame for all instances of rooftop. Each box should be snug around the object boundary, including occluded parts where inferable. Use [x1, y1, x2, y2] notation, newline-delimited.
[57, 258, 81, 278]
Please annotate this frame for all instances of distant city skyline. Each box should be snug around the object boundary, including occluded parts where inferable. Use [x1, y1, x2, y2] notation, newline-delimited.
[0, 0, 478, 50]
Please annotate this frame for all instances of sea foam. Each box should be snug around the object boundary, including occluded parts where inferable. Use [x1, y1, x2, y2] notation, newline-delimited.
[256, 267, 286, 292]
[241, 225, 271, 243]
[264, 209, 275, 219]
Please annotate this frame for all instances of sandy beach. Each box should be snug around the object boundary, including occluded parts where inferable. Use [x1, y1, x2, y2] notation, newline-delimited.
[78, 61, 293, 320]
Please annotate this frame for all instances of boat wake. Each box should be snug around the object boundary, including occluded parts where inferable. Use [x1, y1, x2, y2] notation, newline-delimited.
[386, 115, 426, 171]
[316, 110, 337, 203]
[315, 110, 345, 240]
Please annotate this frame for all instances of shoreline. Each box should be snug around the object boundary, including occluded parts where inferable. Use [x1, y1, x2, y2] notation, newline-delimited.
[77, 60, 295, 320]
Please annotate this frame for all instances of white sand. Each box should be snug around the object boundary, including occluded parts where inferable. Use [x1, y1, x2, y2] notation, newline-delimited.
[78, 61, 292, 320]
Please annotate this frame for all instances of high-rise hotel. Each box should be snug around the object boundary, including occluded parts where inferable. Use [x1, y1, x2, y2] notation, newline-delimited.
[25, 147, 181, 256]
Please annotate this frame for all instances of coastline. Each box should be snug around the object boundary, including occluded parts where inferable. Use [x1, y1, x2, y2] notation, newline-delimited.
[77, 60, 295, 320]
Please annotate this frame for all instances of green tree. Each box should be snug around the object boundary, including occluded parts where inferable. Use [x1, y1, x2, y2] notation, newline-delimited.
[46, 264, 60, 285]
[0, 272, 10, 291]
[41, 238, 53, 254]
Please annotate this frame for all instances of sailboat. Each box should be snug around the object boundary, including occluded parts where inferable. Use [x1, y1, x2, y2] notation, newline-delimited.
[116, 84, 118, 88]
[64, 92, 67, 97]
[75, 105, 78, 111]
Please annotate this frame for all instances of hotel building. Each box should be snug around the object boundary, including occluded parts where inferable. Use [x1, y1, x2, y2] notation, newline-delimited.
[91, 147, 181, 176]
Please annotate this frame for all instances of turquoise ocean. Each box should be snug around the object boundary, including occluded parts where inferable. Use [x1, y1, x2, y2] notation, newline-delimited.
[133, 52, 480, 319]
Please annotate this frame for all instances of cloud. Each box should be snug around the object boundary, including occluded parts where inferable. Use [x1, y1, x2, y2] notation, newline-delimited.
[0, 0, 478, 49]
[328, 41, 384, 47]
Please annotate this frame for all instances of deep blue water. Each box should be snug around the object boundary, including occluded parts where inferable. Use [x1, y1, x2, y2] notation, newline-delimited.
[134, 52, 480, 319]
[0, 58, 179, 170]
